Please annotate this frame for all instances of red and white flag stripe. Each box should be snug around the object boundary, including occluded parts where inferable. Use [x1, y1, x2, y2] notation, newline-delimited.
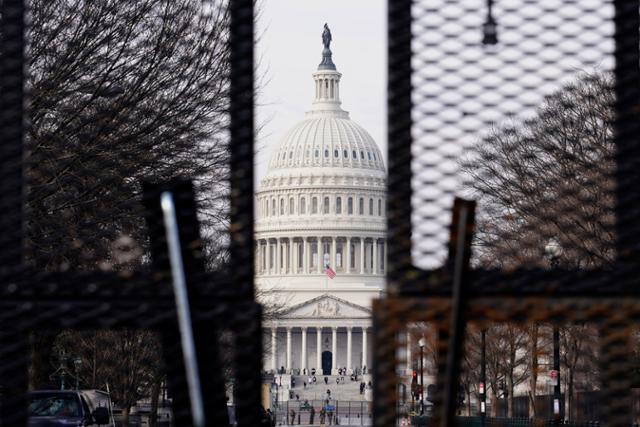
[325, 265, 336, 279]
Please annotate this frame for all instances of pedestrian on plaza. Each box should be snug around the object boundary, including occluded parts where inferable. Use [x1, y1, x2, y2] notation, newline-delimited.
[336, 377, 339, 385]
[290, 408, 296, 425]
[308, 376, 312, 385]
[303, 382, 307, 389]
[298, 413, 301, 425]
[319, 407, 326, 425]
[313, 376, 317, 384]
[363, 366, 367, 374]
[324, 376, 328, 385]
[310, 406, 316, 425]
[340, 374, 344, 382]
[327, 409, 334, 426]
[326, 389, 331, 398]
[292, 377, 296, 388]
[296, 394, 299, 401]
[311, 367, 316, 375]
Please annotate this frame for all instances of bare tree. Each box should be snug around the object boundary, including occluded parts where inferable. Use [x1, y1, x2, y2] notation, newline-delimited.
[54, 329, 163, 426]
[26, 0, 231, 272]
[560, 324, 599, 420]
[22, 0, 234, 392]
[463, 73, 615, 270]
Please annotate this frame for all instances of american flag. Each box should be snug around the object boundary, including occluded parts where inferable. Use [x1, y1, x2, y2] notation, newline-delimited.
[325, 264, 336, 279]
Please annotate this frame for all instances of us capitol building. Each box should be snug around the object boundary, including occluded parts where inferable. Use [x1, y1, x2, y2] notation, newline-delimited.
[256, 26, 386, 381]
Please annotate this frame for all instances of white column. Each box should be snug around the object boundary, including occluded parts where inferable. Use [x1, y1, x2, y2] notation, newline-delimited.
[331, 327, 337, 374]
[347, 327, 353, 372]
[286, 327, 292, 372]
[384, 240, 388, 272]
[362, 327, 368, 370]
[360, 238, 365, 274]
[304, 238, 309, 274]
[316, 328, 322, 372]
[346, 237, 352, 274]
[266, 240, 271, 274]
[317, 238, 323, 274]
[271, 328, 277, 373]
[276, 239, 281, 275]
[292, 240, 298, 274]
[373, 238, 378, 274]
[406, 330, 412, 375]
[283, 240, 288, 273]
[301, 327, 307, 372]
[331, 237, 337, 269]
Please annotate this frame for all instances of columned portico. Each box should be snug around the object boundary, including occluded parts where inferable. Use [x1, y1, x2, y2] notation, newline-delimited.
[268, 323, 371, 376]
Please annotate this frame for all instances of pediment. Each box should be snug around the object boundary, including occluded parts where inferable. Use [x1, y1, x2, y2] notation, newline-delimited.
[283, 294, 371, 319]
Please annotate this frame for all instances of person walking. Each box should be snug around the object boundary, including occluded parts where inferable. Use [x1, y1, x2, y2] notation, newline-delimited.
[290, 408, 296, 425]
[319, 407, 326, 425]
[324, 376, 328, 385]
[309, 406, 316, 425]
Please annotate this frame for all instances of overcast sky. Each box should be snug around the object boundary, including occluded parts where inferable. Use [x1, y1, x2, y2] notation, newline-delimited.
[255, 0, 387, 183]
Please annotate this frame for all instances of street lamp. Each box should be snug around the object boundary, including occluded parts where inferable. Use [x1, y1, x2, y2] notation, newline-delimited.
[482, 0, 498, 46]
[545, 238, 562, 423]
[479, 329, 486, 425]
[73, 357, 82, 390]
[418, 337, 426, 415]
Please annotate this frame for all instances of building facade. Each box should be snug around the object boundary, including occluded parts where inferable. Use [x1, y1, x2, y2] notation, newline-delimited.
[256, 34, 386, 377]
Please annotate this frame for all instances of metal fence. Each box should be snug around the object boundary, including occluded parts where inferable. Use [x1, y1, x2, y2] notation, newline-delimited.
[271, 400, 373, 426]
[2, 0, 640, 427]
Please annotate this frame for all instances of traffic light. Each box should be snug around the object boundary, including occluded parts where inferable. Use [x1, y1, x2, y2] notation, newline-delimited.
[411, 371, 417, 397]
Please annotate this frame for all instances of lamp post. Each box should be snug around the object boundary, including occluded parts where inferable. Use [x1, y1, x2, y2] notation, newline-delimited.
[73, 357, 82, 390]
[545, 238, 562, 423]
[482, 0, 498, 45]
[418, 337, 426, 415]
[479, 329, 486, 426]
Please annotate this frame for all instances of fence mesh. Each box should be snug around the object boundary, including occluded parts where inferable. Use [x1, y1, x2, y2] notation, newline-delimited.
[381, 0, 640, 426]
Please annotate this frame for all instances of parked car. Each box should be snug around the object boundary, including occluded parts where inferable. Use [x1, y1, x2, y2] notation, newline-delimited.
[28, 389, 115, 427]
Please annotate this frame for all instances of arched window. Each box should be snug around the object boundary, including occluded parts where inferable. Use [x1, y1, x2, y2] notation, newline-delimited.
[369, 198, 373, 215]
[324, 149, 329, 158]
[289, 197, 294, 214]
[323, 197, 330, 214]
[336, 197, 342, 214]
[315, 149, 319, 158]
[348, 197, 353, 215]
[360, 151, 365, 159]
[280, 198, 284, 215]
[271, 199, 276, 216]
[343, 150, 348, 158]
[367, 152, 371, 160]
[300, 197, 306, 214]
[289, 151, 293, 159]
[378, 199, 382, 216]
[373, 153, 377, 161]
[334, 150, 339, 158]
[312, 197, 318, 214]
[359, 197, 364, 215]
[352, 150, 357, 159]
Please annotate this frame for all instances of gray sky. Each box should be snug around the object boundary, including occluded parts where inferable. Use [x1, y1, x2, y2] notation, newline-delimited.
[255, 0, 387, 183]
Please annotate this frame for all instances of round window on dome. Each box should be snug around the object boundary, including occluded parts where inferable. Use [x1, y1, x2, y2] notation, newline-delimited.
[334, 150, 339, 158]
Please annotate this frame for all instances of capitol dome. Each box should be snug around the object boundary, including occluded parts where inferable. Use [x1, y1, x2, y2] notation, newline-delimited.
[257, 26, 385, 379]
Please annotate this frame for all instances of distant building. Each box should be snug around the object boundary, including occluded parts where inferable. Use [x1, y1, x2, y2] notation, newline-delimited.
[256, 31, 386, 378]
